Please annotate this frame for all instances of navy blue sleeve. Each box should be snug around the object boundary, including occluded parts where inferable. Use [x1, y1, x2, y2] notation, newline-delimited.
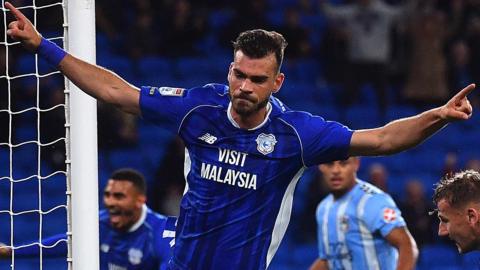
[139, 84, 226, 134]
[14, 233, 67, 257]
[156, 216, 177, 270]
[284, 112, 353, 166]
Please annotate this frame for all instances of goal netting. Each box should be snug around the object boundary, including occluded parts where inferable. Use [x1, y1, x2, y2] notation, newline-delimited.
[0, 0, 98, 269]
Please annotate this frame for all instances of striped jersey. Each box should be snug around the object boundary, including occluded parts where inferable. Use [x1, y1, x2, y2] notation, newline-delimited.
[140, 83, 353, 269]
[99, 205, 176, 270]
[315, 180, 406, 270]
[14, 205, 176, 270]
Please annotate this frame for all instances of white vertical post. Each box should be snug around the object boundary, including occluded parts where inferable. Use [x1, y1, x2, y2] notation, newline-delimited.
[66, 0, 99, 269]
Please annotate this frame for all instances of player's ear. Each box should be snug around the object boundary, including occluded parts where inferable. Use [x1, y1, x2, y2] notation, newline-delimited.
[227, 63, 234, 81]
[272, 72, 284, 94]
[467, 207, 479, 225]
[136, 194, 146, 207]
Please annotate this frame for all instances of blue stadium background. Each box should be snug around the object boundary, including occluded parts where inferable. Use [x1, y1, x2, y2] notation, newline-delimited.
[1, 0, 480, 269]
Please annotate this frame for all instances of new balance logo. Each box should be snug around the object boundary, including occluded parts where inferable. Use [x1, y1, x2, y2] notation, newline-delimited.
[198, 133, 217, 144]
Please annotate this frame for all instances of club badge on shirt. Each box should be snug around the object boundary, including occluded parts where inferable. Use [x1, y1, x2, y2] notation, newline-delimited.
[383, 208, 396, 223]
[255, 133, 277, 155]
[128, 248, 143, 265]
[340, 215, 349, 232]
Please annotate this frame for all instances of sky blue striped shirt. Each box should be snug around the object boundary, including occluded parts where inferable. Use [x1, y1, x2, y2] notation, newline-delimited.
[315, 180, 406, 270]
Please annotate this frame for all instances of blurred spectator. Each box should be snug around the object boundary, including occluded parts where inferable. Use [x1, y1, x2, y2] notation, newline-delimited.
[442, 152, 459, 177]
[150, 136, 185, 216]
[220, 0, 270, 46]
[95, 0, 131, 54]
[466, 158, 480, 171]
[0, 47, 8, 143]
[126, 1, 161, 59]
[97, 103, 138, 150]
[447, 39, 473, 93]
[277, 8, 312, 59]
[290, 165, 330, 244]
[161, 0, 208, 57]
[40, 87, 66, 171]
[368, 162, 389, 192]
[321, 0, 411, 118]
[400, 179, 435, 247]
[403, 1, 450, 107]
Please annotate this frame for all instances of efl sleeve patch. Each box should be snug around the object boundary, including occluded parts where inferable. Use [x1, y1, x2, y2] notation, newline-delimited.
[382, 208, 397, 223]
[149, 86, 185, 97]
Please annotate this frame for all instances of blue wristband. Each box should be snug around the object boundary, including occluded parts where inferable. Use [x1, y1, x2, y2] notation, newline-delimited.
[37, 37, 67, 67]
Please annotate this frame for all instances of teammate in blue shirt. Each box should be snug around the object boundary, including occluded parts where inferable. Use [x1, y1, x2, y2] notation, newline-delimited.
[6, 3, 475, 269]
[310, 157, 418, 270]
[0, 168, 176, 270]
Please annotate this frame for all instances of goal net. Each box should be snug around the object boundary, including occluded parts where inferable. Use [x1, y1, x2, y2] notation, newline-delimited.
[0, 0, 98, 269]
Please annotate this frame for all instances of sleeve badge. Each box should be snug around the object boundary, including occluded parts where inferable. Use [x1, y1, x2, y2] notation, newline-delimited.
[382, 208, 396, 223]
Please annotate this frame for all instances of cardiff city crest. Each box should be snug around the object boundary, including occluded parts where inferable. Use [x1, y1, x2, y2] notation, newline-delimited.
[128, 248, 143, 265]
[255, 133, 277, 155]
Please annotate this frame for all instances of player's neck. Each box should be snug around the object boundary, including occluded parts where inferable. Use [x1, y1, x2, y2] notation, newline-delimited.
[229, 104, 270, 130]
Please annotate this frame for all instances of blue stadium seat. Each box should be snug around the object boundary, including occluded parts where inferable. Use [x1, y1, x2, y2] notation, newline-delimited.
[15, 126, 37, 143]
[137, 57, 172, 79]
[15, 53, 58, 76]
[97, 55, 135, 83]
[174, 57, 216, 85]
[345, 105, 382, 129]
[208, 9, 234, 30]
[266, 9, 285, 27]
[386, 104, 419, 122]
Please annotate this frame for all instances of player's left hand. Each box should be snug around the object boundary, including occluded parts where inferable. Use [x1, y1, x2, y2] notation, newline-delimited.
[440, 83, 475, 121]
[5, 2, 42, 52]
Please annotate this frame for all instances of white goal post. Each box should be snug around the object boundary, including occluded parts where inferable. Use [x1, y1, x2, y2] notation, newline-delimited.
[66, 0, 99, 269]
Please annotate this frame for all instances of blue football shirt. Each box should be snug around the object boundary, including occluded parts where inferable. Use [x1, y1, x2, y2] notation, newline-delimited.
[140, 83, 353, 269]
[14, 205, 176, 270]
[315, 180, 406, 270]
[99, 205, 176, 270]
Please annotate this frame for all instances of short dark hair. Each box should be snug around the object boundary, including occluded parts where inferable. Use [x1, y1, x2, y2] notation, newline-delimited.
[233, 29, 288, 73]
[110, 168, 146, 195]
[433, 170, 480, 208]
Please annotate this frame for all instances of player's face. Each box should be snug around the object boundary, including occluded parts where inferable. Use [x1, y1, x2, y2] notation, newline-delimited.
[103, 180, 146, 231]
[319, 157, 359, 197]
[437, 199, 479, 253]
[227, 50, 284, 118]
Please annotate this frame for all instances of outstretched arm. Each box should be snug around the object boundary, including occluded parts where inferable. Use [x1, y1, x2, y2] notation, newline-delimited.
[349, 84, 475, 156]
[0, 234, 67, 258]
[5, 2, 140, 115]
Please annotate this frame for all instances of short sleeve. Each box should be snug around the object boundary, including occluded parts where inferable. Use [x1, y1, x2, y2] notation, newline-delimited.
[156, 216, 177, 269]
[362, 194, 406, 237]
[287, 113, 353, 166]
[140, 83, 229, 134]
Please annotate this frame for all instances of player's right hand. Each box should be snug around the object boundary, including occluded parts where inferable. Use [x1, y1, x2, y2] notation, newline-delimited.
[5, 2, 42, 52]
[0, 243, 12, 258]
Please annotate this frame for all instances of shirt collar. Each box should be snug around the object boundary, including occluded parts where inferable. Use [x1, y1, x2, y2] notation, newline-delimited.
[128, 204, 147, 233]
[227, 102, 272, 130]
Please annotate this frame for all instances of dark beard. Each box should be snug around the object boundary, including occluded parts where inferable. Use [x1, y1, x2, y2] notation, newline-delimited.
[229, 92, 270, 116]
